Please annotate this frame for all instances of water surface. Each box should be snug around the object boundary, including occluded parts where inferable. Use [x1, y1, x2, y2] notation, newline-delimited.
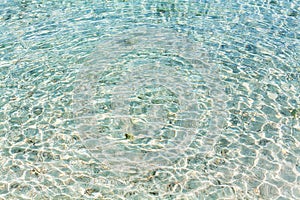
[0, 0, 299, 199]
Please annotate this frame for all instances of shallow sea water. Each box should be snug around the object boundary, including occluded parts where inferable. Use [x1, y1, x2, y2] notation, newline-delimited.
[0, 0, 300, 199]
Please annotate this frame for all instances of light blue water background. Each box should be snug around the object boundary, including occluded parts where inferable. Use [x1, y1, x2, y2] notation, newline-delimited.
[0, 0, 299, 199]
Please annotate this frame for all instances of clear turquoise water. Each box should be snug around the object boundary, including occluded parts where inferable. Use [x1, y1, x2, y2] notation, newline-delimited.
[0, 0, 299, 199]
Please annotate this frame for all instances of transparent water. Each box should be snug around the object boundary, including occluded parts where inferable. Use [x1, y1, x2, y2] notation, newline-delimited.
[0, 0, 299, 199]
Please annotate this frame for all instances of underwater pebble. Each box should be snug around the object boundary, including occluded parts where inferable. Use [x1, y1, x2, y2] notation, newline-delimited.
[32, 106, 43, 115]
[259, 183, 279, 199]
[279, 166, 296, 183]
[0, 182, 8, 195]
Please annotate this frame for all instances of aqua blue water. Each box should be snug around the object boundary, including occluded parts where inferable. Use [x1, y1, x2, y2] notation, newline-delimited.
[0, 0, 299, 199]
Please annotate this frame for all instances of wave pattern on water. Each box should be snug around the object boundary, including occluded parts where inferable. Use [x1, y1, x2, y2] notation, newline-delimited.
[74, 26, 227, 172]
[0, 0, 299, 199]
